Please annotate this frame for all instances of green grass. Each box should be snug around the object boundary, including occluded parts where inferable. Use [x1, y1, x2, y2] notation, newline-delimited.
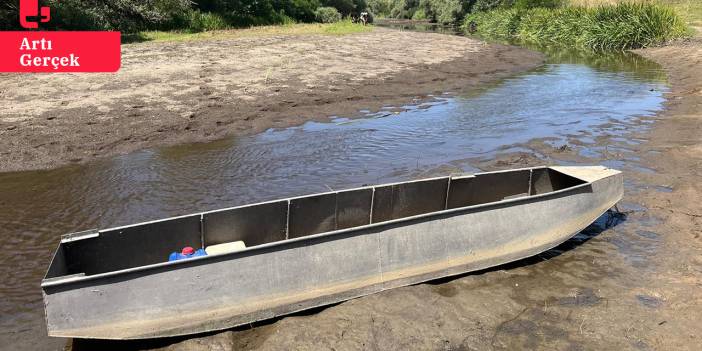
[125, 21, 373, 44]
[322, 20, 375, 34]
[465, 2, 690, 50]
[649, 1, 702, 29]
[568, 0, 702, 28]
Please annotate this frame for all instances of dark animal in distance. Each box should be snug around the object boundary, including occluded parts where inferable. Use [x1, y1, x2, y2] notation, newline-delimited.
[467, 21, 477, 34]
[354, 12, 369, 26]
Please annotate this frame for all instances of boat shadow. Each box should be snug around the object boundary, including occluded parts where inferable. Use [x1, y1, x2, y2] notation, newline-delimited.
[70, 304, 342, 350]
[70, 209, 626, 350]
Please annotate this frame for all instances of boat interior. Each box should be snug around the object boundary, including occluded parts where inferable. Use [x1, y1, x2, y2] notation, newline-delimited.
[44, 167, 587, 280]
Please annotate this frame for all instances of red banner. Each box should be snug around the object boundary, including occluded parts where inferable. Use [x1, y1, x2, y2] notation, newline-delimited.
[0, 31, 121, 73]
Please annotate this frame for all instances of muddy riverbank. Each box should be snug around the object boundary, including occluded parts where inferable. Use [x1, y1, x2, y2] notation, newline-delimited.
[0, 28, 541, 173]
[2, 27, 701, 350]
[62, 39, 702, 350]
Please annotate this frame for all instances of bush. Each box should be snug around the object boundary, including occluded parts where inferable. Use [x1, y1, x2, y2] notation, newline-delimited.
[421, 0, 466, 24]
[471, 0, 560, 13]
[471, 0, 513, 13]
[412, 7, 428, 19]
[516, 7, 584, 45]
[465, 3, 690, 51]
[273, 0, 320, 22]
[315, 6, 343, 22]
[0, 0, 354, 32]
[354, 0, 369, 15]
[465, 8, 522, 36]
[513, 0, 562, 10]
[367, 0, 394, 17]
[193, 0, 316, 27]
[0, 2, 18, 30]
[585, 3, 688, 50]
[321, 18, 373, 33]
[389, 0, 420, 19]
[321, 0, 367, 15]
[187, 11, 229, 32]
[45, 0, 194, 32]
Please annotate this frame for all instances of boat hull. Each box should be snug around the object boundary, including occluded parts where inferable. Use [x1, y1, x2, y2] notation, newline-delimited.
[42, 167, 622, 339]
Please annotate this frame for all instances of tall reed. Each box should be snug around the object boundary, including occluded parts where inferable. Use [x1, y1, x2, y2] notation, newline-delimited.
[464, 2, 690, 50]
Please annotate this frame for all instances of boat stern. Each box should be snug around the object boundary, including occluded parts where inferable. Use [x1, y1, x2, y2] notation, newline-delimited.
[549, 165, 623, 210]
[549, 165, 622, 183]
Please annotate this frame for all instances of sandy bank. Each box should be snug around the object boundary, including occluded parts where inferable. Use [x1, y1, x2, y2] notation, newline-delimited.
[0, 28, 542, 173]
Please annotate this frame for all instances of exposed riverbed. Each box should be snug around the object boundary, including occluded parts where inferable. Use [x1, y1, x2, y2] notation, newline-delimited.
[2, 28, 693, 349]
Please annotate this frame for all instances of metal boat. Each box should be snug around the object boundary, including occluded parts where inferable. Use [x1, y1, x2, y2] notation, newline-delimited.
[42, 165, 622, 339]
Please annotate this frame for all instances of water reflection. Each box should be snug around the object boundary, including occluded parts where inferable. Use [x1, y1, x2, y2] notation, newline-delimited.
[375, 20, 462, 35]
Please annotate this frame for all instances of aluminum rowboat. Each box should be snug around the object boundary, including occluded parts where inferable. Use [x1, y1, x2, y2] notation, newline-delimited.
[42, 165, 622, 339]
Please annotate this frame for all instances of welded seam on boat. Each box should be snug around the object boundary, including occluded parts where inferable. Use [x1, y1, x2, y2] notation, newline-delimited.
[444, 177, 452, 210]
[61, 229, 99, 242]
[369, 187, 375, 224]
[285, 200, 290, 240]
[390, 185, 394, 218]
[376, 193, 383, 287]
[370, 185, 382, 288]
[42, 167, 619, 288]
[199, 214, 205, 249]
[334, 192, 339, 230]
[443, 177, 452, 271]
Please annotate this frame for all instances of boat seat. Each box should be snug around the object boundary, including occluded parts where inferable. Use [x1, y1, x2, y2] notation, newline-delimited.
[205, 241, 246, 255]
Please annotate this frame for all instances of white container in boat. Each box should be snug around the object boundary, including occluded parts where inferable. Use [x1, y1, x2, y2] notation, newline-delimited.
[205, 241, 246, 255]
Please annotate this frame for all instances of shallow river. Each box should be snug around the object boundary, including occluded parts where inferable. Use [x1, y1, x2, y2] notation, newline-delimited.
[0, 36, 668, 349]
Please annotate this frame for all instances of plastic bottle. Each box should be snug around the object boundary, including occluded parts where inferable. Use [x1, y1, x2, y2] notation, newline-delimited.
[168, 246, 207, 261]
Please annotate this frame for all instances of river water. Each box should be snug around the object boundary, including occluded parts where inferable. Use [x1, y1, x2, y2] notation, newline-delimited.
[0, 32, 667, 350]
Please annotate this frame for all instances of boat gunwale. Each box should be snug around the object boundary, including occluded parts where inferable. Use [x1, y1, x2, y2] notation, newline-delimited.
[41, 165, 616, 288]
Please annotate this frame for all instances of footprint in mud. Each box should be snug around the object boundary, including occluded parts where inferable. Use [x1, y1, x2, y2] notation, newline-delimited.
[635, 230, 659, 239]
[199, 86, 214, 96]
[651, 185, 673, 193]
[617, 202, 647, 214]
[556, 287, 602, 307]
[636, 294, 663, 308]
[491, 308, 572, 349]
[431, 284, 458, 298]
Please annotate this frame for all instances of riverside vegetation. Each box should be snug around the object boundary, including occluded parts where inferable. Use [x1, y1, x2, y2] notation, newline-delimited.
[0, 0, 369, 32]
[1, 0, 691, 49]
[133, 20, 372, 43]
[369, 0, 692, 50]
[465, 2, 690, 50]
